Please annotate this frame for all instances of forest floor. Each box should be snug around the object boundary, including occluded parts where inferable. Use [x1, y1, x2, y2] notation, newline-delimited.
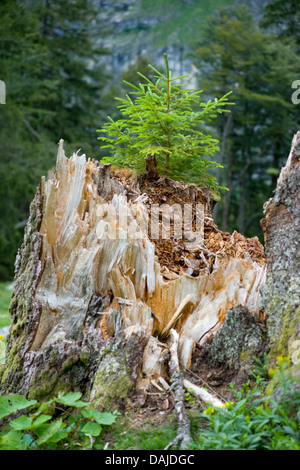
[0, 278, 243, 449]
[101, 359, 245, 450]
[124, 358, 239, 428]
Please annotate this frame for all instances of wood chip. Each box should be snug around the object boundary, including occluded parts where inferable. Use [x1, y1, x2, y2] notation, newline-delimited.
[150, 379, 164, 392]
[158, 376, 170, 390]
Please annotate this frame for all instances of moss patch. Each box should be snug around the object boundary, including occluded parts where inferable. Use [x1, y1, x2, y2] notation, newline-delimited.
[90, 332, 147, 411]
[267, 302, 300, 363]
[0, 181, 44, 395]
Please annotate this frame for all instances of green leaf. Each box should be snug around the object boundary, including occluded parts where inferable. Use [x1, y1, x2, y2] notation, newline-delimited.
[32, 414, 52, 427]
[96, 412, 118, 425]
[47, 430, 69, 444]
[36, 419, 64, 446]
[56, 392, 89, 408]
[10, 415, 33, 430]
[81, 421, 102, 437]
[81, 409, 117, 425]
[0, 430, 24, 450]
[20, 433, 37, 449]
[33, 399, 55, 416]
[0, 394, 37, 419]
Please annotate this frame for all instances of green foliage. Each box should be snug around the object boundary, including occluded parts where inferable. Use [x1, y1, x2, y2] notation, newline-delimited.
[90, 357, 300, 451]
[0, 0, 110, 281]
[0, 395, 37, 421]
[184, 387, 196, 404]
[190, 358, 300, 450]
[261, 0, 300, 50]
[98, 54, 233, 191]
[193, 3, 300, 236]
[0, 392, 119, 450]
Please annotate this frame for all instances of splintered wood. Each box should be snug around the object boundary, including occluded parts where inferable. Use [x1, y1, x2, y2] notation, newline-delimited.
[30, 140, 266, 380]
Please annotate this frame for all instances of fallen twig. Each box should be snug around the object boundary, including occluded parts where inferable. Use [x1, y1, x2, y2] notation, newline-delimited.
[186, 367, 227, 403]
[182, 379, 225, 408]
[158, 376, 170, 390]
[150, 379, 164, 392]
[164, 329, 191, 451]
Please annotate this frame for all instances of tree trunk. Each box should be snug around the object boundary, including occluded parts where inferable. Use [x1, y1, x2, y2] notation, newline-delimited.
[260, 130, 300, 365]
[213, 112, 233, 223]
[0, 139, 267, 407]
[221, 150, 233, 232]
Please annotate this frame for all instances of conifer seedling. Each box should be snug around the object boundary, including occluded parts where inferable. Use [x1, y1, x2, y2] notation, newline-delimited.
[97, 54, 233, 192]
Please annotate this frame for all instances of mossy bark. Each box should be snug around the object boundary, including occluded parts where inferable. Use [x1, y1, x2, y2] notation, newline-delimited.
[89, 331, 149, 410]
[261, 131, 300, 364]
[0, 180, 44, 394]
[208, 305, 267, 380]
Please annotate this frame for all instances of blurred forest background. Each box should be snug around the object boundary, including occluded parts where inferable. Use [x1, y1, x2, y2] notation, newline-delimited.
[0, 0, 300, 282]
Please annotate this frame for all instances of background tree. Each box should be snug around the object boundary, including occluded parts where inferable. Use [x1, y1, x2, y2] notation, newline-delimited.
[0, 0, 110, 280]
[192, 4, 300, 237]
[261, 0, 300, 51]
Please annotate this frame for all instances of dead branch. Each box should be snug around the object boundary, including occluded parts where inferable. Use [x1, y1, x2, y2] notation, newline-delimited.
[164, 329, 191, 451]
[182, 379, 225, 408]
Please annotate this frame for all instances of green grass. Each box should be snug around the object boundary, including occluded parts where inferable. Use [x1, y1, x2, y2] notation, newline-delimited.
[101, 361, 300, 451]
[0, 282, 12, 328]
[106, 418, 178, 450]
[114, 0, 234, 51]
[99, 409, 205, 450]
[137, 0, 234, 47]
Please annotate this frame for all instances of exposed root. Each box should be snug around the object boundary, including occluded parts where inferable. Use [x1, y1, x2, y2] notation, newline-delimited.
[164, 329, 191, 451]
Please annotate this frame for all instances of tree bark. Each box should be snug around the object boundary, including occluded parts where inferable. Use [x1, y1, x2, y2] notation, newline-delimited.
[260, 131, 300, 364]
[221, 150, 233, 232]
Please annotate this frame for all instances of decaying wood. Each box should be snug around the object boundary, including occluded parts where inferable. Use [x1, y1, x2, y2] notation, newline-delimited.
[1, 137, 267, 407]
[164, 329, 191, 451]
[182, 379, 225, 408]
[160, 294, 194, 340]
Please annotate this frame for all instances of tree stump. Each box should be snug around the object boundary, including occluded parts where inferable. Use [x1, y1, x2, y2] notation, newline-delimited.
[0, 139, 268, 407]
